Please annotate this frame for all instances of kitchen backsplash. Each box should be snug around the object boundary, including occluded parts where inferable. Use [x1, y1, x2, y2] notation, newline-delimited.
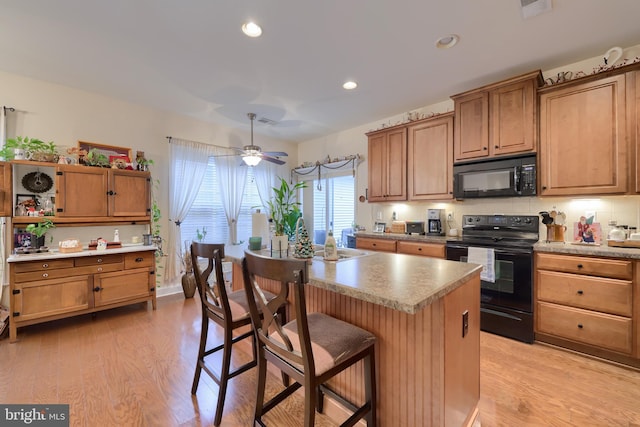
[359, 195, 640, 243]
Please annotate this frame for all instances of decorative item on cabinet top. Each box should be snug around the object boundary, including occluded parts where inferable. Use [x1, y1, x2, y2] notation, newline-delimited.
[291, 154, 362, 190]
[369, 109, 453, 132]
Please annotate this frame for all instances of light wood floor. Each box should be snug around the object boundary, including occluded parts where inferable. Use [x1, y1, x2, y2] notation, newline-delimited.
[1, 294, 639, 427]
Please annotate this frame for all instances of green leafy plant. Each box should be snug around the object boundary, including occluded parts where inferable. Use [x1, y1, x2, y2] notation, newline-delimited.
[196, 227, 207, 242]
[0, 136, 57, 161]
[266, 178, 306, 239]
[83, 148, 110, 167]
[25, 218, 56, 238]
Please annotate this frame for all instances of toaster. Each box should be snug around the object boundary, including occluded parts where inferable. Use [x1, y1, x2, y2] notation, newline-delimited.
[405, 221, 425, 235]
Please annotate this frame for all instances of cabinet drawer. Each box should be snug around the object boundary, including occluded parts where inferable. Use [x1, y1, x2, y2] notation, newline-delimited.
[397, 241, 445, 258]
[13, 259, 75, 274]
[536, 253, 632, 280]
[537, 301, 632, 354]
[14, 276, 91, 322]
[537, 270, 632, 316]
[75, 254, 123, 267]
[15, 267, 83, 282]
[124, 251, 155, 269]
[356, 237, 397, 252]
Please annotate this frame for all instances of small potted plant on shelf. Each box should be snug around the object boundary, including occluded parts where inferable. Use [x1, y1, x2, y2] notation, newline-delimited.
[25, 218, 56, 250]
[266, 178, 306, 252]
[0, 136, 59, 162]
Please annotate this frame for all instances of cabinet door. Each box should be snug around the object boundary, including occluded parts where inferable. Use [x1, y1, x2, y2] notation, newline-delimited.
[453, 91, 489, 161]
[367, 128, 407, 202]
[408, 115, 453, 200]
[539, 74, 628, 195]
[13, 276, 91, 322]
[0, 161, 12, 216]
[94, 268, 153, 307]
[632, 71, 640, 192]
[56, 166, 108, 216]
[490, 78, 536, 156]
[109, 169, 150, 217]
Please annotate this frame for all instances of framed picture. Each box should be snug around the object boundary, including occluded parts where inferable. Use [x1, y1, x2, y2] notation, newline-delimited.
[77, 141, 132, 162]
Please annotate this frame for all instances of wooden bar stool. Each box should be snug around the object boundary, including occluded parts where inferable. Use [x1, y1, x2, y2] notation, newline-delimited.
[242, 250, 377, 427]
[190, 242, 285, 426]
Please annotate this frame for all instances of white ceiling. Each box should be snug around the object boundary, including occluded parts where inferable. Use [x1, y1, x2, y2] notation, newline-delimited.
[1, 0, 639, 143]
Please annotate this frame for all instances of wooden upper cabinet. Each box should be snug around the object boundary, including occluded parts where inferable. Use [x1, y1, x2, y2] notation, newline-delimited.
[539, 74, 628, 196]
[0, 161, 12, 217]
[632, 70, 640, 193]
[367, 127, 407, 202]
[452, 70, 542, 162]
[56, 166, 150, 217]
[408, 113, 454, 200]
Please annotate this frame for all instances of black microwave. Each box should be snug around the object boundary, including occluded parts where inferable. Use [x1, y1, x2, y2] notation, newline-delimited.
[453, 154, 536, 199]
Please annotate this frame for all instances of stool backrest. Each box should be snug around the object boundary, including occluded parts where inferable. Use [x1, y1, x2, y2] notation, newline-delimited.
[190, 242, 228, 319]
[242, 251, 311, 372]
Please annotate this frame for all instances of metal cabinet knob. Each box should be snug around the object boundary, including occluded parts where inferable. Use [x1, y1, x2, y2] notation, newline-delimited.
[135, 257, 143, 262]
[42, 273, 49, 278]
[577, 290, 584, 295]
[97, 258, 103, 263]
[42, 263, 49, 268]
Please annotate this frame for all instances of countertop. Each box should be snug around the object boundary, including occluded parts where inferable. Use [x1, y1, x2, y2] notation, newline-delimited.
[534, 241, 640, 259]
[6, 244, 158, 262]
[223, 244, 481, 314]
[354, 231, 451, 243]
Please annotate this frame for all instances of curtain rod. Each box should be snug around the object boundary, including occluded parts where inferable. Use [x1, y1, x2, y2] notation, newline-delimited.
[165, 135, 229, 151]
[3, 106, 15, 115]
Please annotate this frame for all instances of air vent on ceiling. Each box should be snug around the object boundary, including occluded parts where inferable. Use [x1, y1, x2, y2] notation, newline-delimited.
[520, 0, 552, 19]
[257, 117, 278, 125]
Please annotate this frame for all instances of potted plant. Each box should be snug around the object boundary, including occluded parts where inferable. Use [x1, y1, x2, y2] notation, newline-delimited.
[25, 218, 56, 249]
[266, 178, 306, 252]
[82, 148, 110, 167]
[0, 136, 59, 162]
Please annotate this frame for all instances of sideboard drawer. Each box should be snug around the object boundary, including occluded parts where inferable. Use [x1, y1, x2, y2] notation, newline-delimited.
[537, 301, 632, 354]
[537, 270, 632, 316]
[13, 259, 74, 274]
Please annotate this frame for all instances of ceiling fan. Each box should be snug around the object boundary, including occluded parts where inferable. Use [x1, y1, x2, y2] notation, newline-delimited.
[232, 113, 288, 166]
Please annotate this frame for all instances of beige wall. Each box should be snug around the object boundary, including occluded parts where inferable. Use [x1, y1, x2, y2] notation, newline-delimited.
[296, 43, 640, 241]
[0, 70, 297, 290]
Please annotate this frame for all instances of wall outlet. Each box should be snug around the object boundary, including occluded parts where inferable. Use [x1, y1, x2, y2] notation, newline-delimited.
[447, 212, 454, 221]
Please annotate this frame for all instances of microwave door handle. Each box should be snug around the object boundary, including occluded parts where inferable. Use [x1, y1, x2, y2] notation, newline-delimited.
[514, 166, 521, 193]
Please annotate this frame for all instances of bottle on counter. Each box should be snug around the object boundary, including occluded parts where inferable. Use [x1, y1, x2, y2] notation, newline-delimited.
[113, 229, 120, 242]
[324, 230, 339, 261]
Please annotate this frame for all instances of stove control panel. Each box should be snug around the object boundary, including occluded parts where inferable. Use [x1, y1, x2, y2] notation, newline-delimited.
[463, 214, 539, 231]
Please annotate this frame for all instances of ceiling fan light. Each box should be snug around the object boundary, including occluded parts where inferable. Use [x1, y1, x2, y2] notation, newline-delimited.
[243, 154, 261, 166]
[242, 21, 262, 37]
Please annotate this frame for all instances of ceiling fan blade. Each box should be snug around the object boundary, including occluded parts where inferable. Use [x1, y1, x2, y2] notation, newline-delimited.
[261, 155, 286, 165]
[262, 151, 288, 157]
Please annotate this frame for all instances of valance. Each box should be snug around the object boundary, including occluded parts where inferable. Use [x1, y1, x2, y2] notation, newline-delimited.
[290, 154, 362, 186]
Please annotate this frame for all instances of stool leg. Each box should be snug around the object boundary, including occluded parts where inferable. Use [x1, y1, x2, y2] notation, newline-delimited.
[213, 326, 233, 426]
[304, 380, 317, 427]
[365, 349, 376, 426]
[191, 314, 209, 394]
[254, 347, 268, 424]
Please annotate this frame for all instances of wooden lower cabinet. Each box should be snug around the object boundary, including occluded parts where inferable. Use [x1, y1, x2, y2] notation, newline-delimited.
[535, 252, 639, 367]
[9, 250, 156, 342]
[357, 236, 445, 258]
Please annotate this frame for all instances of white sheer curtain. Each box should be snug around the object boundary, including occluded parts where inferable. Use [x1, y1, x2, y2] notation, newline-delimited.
[253, 161, 277, 216]
[166, 138, 215, 281]
[213, 146, 247, 245]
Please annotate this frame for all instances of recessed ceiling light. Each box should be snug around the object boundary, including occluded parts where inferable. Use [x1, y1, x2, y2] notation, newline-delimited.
[435, 34, 459, 49]
[242, 21, 262, 37]
[343, 81, 358, 90]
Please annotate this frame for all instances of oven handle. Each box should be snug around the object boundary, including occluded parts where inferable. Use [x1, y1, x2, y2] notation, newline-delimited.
[446, 243, 533, 256]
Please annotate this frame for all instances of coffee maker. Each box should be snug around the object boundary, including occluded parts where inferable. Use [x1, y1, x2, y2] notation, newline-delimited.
[427, 209, 445, 236]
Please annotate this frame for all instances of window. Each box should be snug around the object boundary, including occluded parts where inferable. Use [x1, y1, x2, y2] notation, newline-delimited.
[180, 158, 263, 246]
[311, 174, 355, 247]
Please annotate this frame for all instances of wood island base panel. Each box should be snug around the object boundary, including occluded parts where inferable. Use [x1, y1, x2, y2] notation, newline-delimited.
[8, 247, 157, 342]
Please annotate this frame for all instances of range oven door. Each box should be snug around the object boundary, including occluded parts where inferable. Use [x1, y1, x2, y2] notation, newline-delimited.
[445, 243, 533, 313]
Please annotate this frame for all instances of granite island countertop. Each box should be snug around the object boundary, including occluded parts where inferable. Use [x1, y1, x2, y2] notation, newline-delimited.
[223, 244, 481, 314]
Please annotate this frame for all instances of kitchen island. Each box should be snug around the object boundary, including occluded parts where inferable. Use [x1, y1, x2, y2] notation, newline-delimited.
[224, 245, 482, 427]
